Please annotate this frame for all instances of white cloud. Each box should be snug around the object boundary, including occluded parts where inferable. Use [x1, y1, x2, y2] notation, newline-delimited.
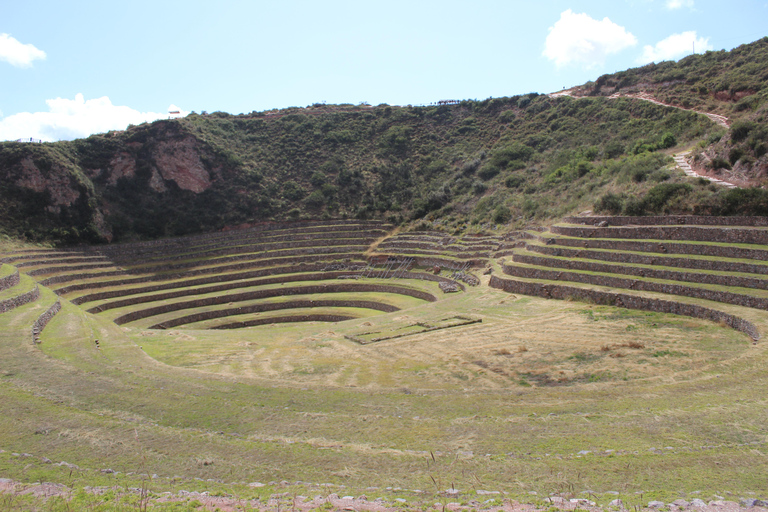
[0, 33, 46, 68]
[543, 10, 638, 68]
[665, 0, 694, 9]
[0, 94, 188, 142]
[639, 31, 712, 63]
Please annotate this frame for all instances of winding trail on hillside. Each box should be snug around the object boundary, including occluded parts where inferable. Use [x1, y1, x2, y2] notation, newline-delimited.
[549, 89, 739, 188]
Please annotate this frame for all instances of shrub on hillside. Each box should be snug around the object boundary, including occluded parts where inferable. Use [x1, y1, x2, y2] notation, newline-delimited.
[715, 188, 768, 216]
[492, 205, 512, 224]
[595, 193, 624, 215]
[283, 181, 306, 201]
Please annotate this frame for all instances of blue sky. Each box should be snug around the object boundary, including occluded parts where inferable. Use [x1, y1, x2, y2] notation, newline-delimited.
[1, 0, 766, 141]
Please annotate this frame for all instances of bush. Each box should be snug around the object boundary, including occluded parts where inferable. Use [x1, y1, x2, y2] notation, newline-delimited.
[472, 181, 487, 195]
[595, 193, 624, 215]
[622, 197, 646, 215]
[310, 171, 326, 187]
[730, 120, 755, 142]
[505, 175, 524, 189]
[710, 157, 732, 170]
[729, 148, 744, 165]
[477, 164, 500, 180]
[488, 142, 534, 169]
[716, 188, 768, 215]
[461, 158, 481, 175]
[659, 132, 677, 149]
[282, 181, 306, 201]
[492, 205, 512, 224]
[306, 190, 325, 208]
[643, 183, 692, 213]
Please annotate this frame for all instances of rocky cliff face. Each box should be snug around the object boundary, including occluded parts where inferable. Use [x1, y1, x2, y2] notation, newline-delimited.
[0, 121, 228, 244]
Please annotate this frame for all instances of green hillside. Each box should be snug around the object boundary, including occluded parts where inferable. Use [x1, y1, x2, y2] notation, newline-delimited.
[1, 38, 767, 245]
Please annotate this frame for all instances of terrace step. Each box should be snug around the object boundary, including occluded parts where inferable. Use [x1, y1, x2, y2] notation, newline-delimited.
[0, 272, 40, 314]
[520, 242, 768, 278]
[151, 301, 396, 330]
[492, 217, 768, 340]
[107, 282, 437, 326]
[489, 274, 759, 340]
[552, 224, 768, 245]
[0, 264, 20, 291]
[0, 282, 61, 343]
[533, 234, 768, 262]
[501, 260, 768, 311]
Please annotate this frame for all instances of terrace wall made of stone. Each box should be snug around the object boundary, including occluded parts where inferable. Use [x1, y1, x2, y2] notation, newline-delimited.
[501, 264, 768, 311]
[489, 275, 760, 340]
[90, 221, 390, 256]
[32, 299, 61, 341]
[82, 271, 372, 309]
[537, 237, 768, 263]
[150, 299, 399, 329]
[563, 216, 768, 227]
[0, 268, 20, 292]
[211, 314, 356, 330]
[119, 245, 369, 275]
[116, 237, 379, 265]
[50, 254, 366, 292]
[27, 262, 118, 277]
[0, 284, 39, 313]
[552, 225, 768, 245]
[514, 251, 768, 289]
[111, 282, 437, 325]
[105, 229, 386, 262]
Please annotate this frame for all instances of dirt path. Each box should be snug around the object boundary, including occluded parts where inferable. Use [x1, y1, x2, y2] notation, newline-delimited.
[549, 89, 740, 188]
[607, 91, 730, 128]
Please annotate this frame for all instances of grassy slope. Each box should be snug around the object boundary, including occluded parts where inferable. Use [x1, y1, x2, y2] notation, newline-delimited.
[1, 271, 767, 506]
[569, 36, 768, 185]
[5, 40, 768, 244]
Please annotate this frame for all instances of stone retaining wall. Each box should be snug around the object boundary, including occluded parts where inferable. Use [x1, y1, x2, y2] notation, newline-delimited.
[399, 271, 466, 291]
[51, 254, 366, 293]
[514, 251, 768, 289]
[564, 216, 768, 227]
[489, 275, 760, 340]
[111, 283, 436, 325]
[378, 240, 493, 254]
[105, 229, 386, 262]
[379, 240, 497, 251]
[27, 262, 117, 277]
[82, 271, 366, 309]
[40, 270, 129, 288]
[1, 251, 78, 264]
[0, 268, 20, 292]
[32, 299, 61, 342]
[538, 236, 768, 263]
[375, 247, 491, 260]
[0, 285, 40, 313]
[150, 299, 398, 329]
[120, 245, 369, 275]
[211, 314, 356, 330]
[552, 225, 768, 245]
[119, 235, 379, 264]
[90, 221, 390, 256]
[71, 264, 335, 304]
[15, 256, 110, 268]
[501, 263, 768, 311]
[412, 256, 486, 269]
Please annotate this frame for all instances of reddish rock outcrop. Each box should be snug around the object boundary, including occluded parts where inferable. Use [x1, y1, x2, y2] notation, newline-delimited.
[152, 137, 213, 193]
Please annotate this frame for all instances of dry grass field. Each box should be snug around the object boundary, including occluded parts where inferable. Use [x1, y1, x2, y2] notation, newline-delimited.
[1, 220, 768, 510]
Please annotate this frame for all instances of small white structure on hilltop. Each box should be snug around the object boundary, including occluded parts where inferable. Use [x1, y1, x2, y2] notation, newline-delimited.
[168, 109, 182, 119]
